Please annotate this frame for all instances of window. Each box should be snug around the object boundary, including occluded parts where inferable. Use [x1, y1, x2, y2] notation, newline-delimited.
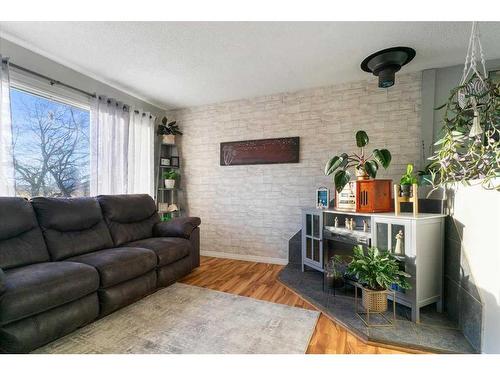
[10, 88, 90, 198]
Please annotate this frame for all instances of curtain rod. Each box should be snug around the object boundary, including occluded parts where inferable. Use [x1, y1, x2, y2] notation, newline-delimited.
[6, 60, 156, 118]
[9, 62, 97, 99]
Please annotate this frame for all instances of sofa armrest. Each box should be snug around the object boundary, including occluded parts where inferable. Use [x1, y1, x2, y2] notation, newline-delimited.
[0, 267, 6, 296]
[154, 217, 201, 239]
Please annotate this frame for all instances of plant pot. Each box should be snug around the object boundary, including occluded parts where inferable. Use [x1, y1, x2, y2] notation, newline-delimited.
[162, 135, 175, 145]
[164, 179, 175, 189]
[361, 288, 388, 313]
[400, 184, 411, 197]
[355, 166, 370, 180]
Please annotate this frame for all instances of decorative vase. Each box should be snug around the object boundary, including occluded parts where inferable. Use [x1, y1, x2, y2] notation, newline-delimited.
[355, 166, 369, 180]
[361, 288, 388, 313]
[400, 184, 411, 197]
[162, 135, 175, 145]
[164, 179, 175, 189]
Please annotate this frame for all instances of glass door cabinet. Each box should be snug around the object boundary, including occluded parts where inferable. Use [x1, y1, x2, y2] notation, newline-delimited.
[302, 209, 323, 271]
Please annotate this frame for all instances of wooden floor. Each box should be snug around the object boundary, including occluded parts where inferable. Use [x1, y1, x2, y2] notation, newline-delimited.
[180, 256, 414, 354]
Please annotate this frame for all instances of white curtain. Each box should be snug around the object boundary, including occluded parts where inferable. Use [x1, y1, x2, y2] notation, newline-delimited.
[0, 56, 15, 196]
[90, 96, 130, 195]
[128, 109, 155, 196]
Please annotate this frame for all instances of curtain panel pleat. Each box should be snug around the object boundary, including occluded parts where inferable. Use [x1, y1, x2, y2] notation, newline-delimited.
[128, 110, 155, 197]
[0, 57, 15, 196]
[90, 96, 130, 195]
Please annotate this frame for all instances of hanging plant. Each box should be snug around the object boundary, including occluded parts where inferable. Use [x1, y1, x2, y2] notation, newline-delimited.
[428, 23, 500, 191]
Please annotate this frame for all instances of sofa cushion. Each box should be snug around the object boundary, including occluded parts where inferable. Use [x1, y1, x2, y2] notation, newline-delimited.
[0, 293, 99, 354]
[125, 237, 191, 266]
[0, 262, 99, 326]
[67, 247, 157, 288]
[0, 197, 49, 270]
[31, 197, 114, 260]
[97, 194, 160, 246]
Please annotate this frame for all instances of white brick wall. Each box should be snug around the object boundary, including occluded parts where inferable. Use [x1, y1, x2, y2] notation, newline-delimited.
[170, 72, 422, 262]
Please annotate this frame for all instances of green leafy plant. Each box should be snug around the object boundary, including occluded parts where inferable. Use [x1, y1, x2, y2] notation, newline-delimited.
[400, 163, 418, 186]
[417, 162, 439, 186]
[157, 117, 183, 136]
[428, 74, 500, 190]
[324, 130, 392, 192]
[162, 170, 180, 180]
[347, 245, 411, 291]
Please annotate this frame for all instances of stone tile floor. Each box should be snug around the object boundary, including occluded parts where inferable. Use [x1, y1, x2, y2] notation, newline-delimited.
[278, 264, 476, 353]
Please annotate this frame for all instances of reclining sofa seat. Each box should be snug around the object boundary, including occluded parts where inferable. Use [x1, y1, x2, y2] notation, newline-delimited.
[0, 194, 201, 353]
[30, 196, 158, 317]
[97, 194, 200, 286]
[0, 197, 99, 353]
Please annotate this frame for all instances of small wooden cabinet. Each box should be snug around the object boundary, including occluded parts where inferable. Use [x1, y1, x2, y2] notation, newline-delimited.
[335, 179, 392, 213]
[301, 208, 445, 322]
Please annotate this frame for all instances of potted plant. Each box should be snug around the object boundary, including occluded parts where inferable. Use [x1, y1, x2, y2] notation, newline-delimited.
[347, 245, 411, 313]
[324, 130, 392, 192]
[163, 170, 180, 189]
[325, 255, 350, 289]
[157, 117, 183, 144]
[399, 163, 418, 197]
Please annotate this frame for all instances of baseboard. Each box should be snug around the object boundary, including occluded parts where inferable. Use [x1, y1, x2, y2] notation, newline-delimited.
[200, 250, 288, 265]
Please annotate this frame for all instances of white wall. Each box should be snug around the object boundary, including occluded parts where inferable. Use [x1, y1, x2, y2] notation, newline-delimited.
[449, 184, 500, 353]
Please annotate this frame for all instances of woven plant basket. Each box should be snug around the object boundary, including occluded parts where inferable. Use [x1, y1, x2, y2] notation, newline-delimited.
[361, 288, 388, 313]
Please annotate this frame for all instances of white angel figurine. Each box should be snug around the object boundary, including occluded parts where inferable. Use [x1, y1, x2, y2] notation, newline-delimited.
[363, 219, 368, 232]
[394, 230, 404, 254]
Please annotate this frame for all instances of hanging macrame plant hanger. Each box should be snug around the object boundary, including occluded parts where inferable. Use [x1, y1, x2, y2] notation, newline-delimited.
[457, 22, 489, 137]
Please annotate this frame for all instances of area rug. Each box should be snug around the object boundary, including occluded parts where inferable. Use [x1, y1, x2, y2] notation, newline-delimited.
[34, 283, 319, 354]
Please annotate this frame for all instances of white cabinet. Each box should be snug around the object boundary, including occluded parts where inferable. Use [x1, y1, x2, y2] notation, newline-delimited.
[372, 214, 445, 322]
[301, 208, 445, 323]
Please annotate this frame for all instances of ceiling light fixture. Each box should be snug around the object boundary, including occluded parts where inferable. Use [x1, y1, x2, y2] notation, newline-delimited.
[361, 47, 416, 88]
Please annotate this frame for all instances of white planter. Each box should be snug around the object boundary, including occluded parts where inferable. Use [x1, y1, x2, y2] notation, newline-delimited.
[162, 135, 175, 145]
[164, 179, 175, 189]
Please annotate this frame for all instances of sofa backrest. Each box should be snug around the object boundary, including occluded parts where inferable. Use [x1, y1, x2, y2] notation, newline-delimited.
[31, 197, 114, 260]
[0, 197, 50, 270]
[97, 194, 160, 246]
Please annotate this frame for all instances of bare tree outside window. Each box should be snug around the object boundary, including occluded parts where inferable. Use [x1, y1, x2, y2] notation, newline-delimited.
[10, 88, 90, 198]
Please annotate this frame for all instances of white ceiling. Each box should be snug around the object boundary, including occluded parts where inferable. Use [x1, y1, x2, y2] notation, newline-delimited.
[0, 22, 499, 109]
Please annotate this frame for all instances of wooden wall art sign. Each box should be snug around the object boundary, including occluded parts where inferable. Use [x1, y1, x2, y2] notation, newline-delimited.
[220, 137, 300, 166]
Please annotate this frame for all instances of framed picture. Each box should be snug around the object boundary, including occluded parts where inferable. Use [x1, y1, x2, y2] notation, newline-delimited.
[220, 137, 299, 166]
[488, 69, 500, 84]
[160, 158, 171, 166]
[170, 156, 180, 168]
[316, 187, 329, 209]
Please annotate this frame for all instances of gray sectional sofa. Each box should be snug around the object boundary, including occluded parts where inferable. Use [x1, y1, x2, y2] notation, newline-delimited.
[0, 194, 200, 353]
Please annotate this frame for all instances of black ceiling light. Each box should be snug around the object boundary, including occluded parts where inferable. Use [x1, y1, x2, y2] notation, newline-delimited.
[361, 47, 416, 88]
